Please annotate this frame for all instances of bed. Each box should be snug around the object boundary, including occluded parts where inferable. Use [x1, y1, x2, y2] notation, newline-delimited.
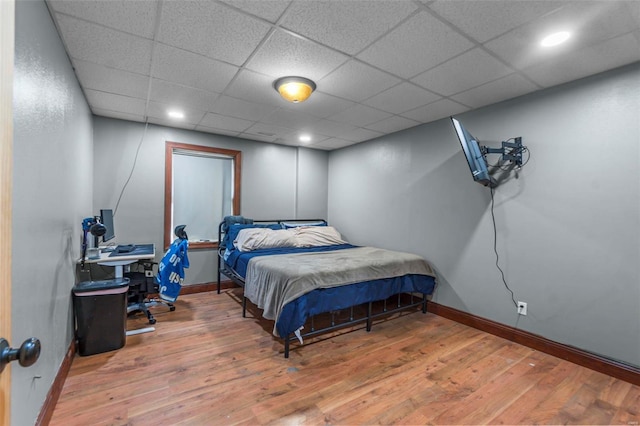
[216, 216, 437, 357]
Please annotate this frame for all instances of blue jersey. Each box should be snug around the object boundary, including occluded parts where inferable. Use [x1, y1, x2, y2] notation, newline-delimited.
[157, 238, 189, 302]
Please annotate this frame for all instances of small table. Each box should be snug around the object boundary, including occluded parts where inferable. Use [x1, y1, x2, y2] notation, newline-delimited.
[82, 245, 155, 279]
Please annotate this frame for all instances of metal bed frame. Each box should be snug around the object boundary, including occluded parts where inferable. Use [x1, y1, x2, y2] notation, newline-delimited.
[216, 219, 429, 358]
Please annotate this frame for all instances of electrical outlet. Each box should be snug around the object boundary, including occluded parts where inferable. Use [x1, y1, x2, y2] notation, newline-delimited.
[517, 301, 527, 316]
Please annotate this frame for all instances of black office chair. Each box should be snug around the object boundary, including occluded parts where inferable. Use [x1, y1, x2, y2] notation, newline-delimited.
[126, 225, 189, 324]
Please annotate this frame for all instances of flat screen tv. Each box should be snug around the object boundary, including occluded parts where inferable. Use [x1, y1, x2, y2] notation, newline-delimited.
[451, 117, 497, 188]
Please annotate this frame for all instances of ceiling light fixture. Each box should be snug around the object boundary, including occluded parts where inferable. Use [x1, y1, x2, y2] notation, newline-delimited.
[299, 134, 311, 143]
[540, 31, 571, 47]
[274, 76, 316, 103]
[167, 110, 185, 119]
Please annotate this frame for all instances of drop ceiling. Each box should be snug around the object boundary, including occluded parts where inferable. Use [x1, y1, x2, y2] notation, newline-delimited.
[46, 0, 640, 150]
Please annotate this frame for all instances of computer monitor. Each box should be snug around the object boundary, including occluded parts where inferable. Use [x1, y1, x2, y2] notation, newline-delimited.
[100, 209, 115, 242]
[451, 117, 497, 188]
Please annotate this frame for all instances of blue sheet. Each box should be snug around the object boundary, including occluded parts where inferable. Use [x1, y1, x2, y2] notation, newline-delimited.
[224, 245, 436, 337]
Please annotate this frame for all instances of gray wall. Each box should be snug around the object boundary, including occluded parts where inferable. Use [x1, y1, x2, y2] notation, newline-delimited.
[12, 1, 93, 424]
[328, 62, 640, 368]
[92, 117, 329, 285]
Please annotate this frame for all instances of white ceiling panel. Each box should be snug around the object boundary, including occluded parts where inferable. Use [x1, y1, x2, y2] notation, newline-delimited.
[48, 0, 158, 38]
[429, 0, 565, 43]
[220, 0, 292, 23]
[451, 73, 539, 109]
[485, 1, 638, 69]
[147, 101, 207, 126]
[224, 69, 283, 106]
[363, 82, 441, 115]
[357, 10, 475, 79]
[411, 48, 515, 96]
[158, 0, 272, 66]
[73, 60, 149, 99]
[210, 95, 274, 122]
[46, 0, 640, 151]
[279, 0, 418, 55]
[84, 90, 147, 116]
[318, 60, 402, 102]
[149, 79, 219, 112]
[151, 44, 238, 93]
[199, 112, 254, 133]
[326, 104, 392, 128]
[278, 91, 356, 119]
[364, 115, 420, 134]
[55, 14, 153, 74]
[91, 107, 145, 123]
[245, 29, 349, 81]
[401, 98, 469, 123]
[522, 32, 640, 88]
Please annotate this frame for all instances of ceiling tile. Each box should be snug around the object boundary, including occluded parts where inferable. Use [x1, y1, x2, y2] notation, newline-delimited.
[278, 91, 356, 119]
[357, 10, 474, 79]
[84, 89, 147, 116]
[237, 132, 278, 143]
[158, 0, 272, 66]
[199, 112, 254, 133]
[326, 104, 392, 127]
[224, 69, 283, 106]
[220, 0, 291, 23]
[337, 127, 384, 143]
[49, 0, 158, 38]
[401, 98, 469, 123]
[279, 0, 417, 55]
[73, 60, 149, 99]
[318, 59, 401, 102]
[411, 48, 514, 96]
[522, 33, 640, 88]
[451, 73, 539, 109]
[194, 126, 240, 137]
[301, 119, 356, 139]
[54, 14, 152, 74]
[152, 44, 238, 94]
[147, 116, 196, 131]
[363, 82, 441, 114]
[149, 78, 219, 112]
[245, 29, 349, 81]
[211, 95, 274, 122]
[261, 108, 320, 129]
[147, 100, 207, 126]
[243, 122, 295, 140]
[484, 1, 638, 69]
[364, 115, 420, 134]
[429, 0, 565, 43]
[91, 107, 145, 123]
[310, 137, 355, 150]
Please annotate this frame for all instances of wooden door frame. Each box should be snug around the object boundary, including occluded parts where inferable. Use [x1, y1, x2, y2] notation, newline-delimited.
[0, 0, 15, 424]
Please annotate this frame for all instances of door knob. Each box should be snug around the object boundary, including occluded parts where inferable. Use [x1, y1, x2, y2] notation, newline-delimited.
[0, 337, 41, 373]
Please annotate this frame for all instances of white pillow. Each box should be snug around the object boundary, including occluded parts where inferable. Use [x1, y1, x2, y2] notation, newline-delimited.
[234, 228, 296, 252]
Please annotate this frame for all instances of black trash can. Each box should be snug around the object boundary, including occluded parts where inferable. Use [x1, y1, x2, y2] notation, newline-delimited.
[73, 278, 130, 356]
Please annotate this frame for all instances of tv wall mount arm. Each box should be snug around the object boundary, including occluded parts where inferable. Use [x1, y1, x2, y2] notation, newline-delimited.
[481, 137, 524, 167]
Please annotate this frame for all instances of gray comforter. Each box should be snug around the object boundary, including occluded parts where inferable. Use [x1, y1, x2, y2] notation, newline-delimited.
[243, 246, 435, 333]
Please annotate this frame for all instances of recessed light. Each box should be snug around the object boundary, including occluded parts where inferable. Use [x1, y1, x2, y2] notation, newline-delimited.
[299, 135, 311, 143]
[540, 31, 571, 47]
[167, 110, 185, 119]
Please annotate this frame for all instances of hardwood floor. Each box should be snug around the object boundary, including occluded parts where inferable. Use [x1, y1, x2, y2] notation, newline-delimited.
[50, 289, 639, 425]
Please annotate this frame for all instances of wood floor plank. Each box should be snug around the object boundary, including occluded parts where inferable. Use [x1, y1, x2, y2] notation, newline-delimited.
[49, 290, 640, 425]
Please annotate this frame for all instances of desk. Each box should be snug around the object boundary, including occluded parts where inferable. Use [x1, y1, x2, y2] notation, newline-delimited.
[82, 245, 155, 279]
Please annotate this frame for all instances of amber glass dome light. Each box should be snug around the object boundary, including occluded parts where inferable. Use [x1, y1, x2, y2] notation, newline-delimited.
[274, 76, 316, 103]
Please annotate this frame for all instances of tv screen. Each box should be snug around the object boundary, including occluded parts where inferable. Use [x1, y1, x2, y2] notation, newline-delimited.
[451, 117, 496, 188]
[100, 209, 115, 242]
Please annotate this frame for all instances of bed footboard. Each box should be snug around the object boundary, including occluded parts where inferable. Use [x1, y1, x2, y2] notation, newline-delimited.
[282, 292, 428, 358]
